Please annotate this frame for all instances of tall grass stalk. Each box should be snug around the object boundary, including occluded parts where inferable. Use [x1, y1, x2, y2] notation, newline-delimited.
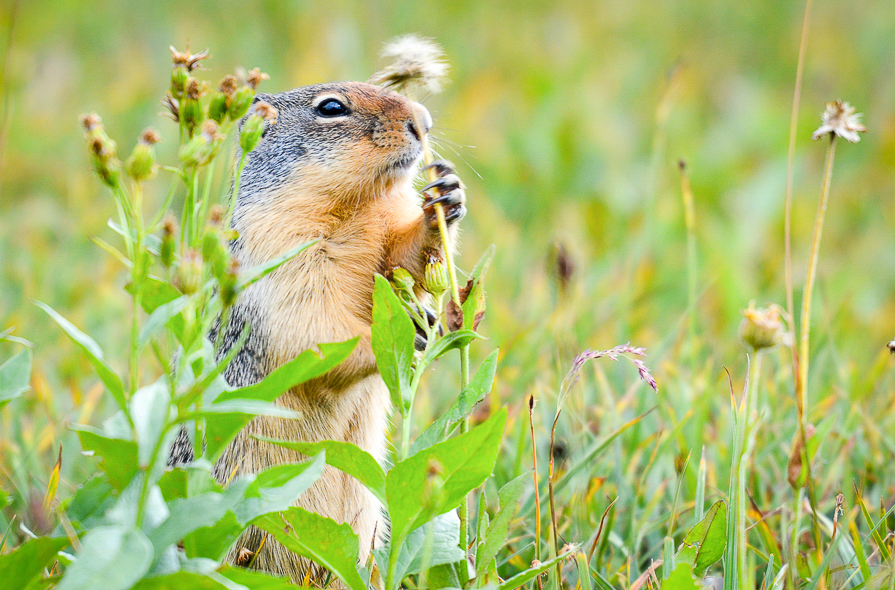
[678, 161, 698, 358]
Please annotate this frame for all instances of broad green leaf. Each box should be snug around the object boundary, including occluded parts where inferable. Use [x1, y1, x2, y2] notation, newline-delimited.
[0, 537, 69, 590]
[477, 472, 528, 570]
[387, 408, 507, 578]
[36, 301, 127, 413]
[57, 525, 154, 590]
[420, 329, 482, 367]
[497, 549, 570, 590]
[182, 454, 325, 561]
[130, 379, 173, 465]
[219, 565, 298, 589]
[237, 238, 318, 289]
[0, 348, 31, 409]
[128, 277, 185, 339]
[255, 506, 366, 590]
[411, 350, 499, 455]
[373, 511, 465, 587]
[676, 500, 727, 577]
[73, 425, 139, 491]
[258, 437, 386, 504]
[371, 275, 415, 414]
[138, 295, 191, 348]
[188, 400, 301, 461]
[659, 563, 700, 590]
[215, 338, 357, 404]
[65, 474, 116, 528]
[426, 562, 461, 590]
[131, 571, 227, 590]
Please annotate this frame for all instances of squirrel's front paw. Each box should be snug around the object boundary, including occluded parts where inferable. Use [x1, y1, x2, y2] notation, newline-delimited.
[421, 160, 466, 229]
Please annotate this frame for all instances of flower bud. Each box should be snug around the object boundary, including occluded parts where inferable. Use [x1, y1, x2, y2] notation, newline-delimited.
[179, 120, 224, 167]
[170, 66, 188, 98]
[175, 249, 204, 295]
[391, 267, 415, 292]
[424, 257, 448, 294]
[229, 86, 254, 120]
[738, 302, 788, 352]
[160, 214, 177, 268]
[125, 128, 160, 182]
[246, 68, 269, 90]
[180, 78, 205, 133]
[202, 226, 228, 278]
[240, 102, 277, 154]
[80, 113, 122, 188]
[220, 258, 240, 308]
[208, 93, 229, 124]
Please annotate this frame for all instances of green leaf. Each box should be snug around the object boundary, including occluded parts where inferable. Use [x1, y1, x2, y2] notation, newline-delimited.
[187, 400, 301, 462]
[257, 437, 386, 504]
[497, 550, 570, 590]
[411, 350, 499, 455]
[215, 338, 357, 404]
[0, 347, 31, 409]
[254, 506, 366, 590]
[387, 409, 507, 580]
[130, 379, 173, 465]
[375, 511, 465, 587]
[57, 525, 154, 590]
[138, 295, 191, 348]
[181, 454, 325, 561]
[36, 301, 127, 413]
[659, 563, 700, 590]
[65, 474, 116, 528]
[371, 275, 416, 414]
[237, 238, 318, 290]
[131, 571, 227, 590]
[128, 277, 186, 340]
[219, 565, 297, 589]
[0, 537, 69, 590]
[675, 500, 727, 577]
[420, 329, 482, 367]
[477, 472, 528, 570]
[73, 425, 139, 491]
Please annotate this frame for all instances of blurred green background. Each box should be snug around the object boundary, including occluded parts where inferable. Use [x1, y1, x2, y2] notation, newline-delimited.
[2, 0, 894, 572]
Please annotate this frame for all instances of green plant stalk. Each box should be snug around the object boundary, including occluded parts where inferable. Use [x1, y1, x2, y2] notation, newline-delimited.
[528, 396, 542, 563]
[419, 122, 472, 568]
[785, 0, 813, 422]
[129, 181, 145, 395]
[789, 488, 803, 590]
[798, 135, 837, 551]
[225, 152, 248, 229]
[724, 395, 745, 590]
[695, 445, 706, 522]
[679, 162, 698, 360]
[548, 412, 562, 583]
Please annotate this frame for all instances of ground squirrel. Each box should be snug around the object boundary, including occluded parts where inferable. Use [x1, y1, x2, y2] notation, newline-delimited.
[168, 81, 466, 581]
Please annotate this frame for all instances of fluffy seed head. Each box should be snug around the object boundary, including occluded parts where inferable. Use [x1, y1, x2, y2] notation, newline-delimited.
[812, 100, 866, 143]
[368, 34, 449, 97]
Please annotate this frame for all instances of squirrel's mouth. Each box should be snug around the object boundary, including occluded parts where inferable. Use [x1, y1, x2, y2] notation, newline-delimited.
[385, 149, 423, 176]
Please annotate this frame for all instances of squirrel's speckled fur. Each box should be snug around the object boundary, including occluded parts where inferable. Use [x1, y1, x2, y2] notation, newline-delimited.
[168, 82, 464, 583]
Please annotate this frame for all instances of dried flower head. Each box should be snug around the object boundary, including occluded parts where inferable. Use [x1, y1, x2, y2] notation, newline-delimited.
[246, 68, 269, 90]
[162, 92, 180, 122]
[79, 112, 102, 132]
[169, 45, 210, 72]
[812, 100, 866, 143]
[738, 301, 790, 352]
[139, 128, 161, 146]
[185, 78, 204, 100]
[219, 75, 239, 97]
[368, 34, 449, 97]
[249, 100, 278, 124]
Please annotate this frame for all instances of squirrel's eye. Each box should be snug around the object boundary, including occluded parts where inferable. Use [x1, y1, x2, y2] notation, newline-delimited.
[316, 98, 348, 117]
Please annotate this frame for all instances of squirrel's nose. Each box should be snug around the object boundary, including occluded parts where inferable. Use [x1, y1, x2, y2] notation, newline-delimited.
[407, 103, 432, 141]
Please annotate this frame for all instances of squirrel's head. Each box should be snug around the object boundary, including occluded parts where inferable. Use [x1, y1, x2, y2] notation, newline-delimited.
[236, 82, 431, 202]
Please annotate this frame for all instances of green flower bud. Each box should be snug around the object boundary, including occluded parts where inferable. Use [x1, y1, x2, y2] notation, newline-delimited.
[171, 65, 188, 98]
[175, 249, 204, 295]
[229, 86, 254, 120]
[179, 121, 224, 167]
[240, 102, 277, 154]
[220, 258, 240, 308]
[124, 128, 160, 182]
[160, 214, 177, 268]
[738, 302, 789, 352]
[180, 78, 205, 134]
[424, 257, 448, 294]
[208, 92, 229, 124]
[391, 267, 415, 292]
[202, 228, 228, 278]
[80, 114, 122, 188]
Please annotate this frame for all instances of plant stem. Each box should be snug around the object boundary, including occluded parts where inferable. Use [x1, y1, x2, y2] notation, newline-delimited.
[225, 153, 248, 229]
[678, 161, 698, 364]
[785, 0, 813, 406]
[548, 412, 562, 583]
[528, 394, 542, 563]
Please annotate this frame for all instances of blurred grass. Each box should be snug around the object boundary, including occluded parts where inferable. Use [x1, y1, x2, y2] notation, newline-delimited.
[2, 0, 895, 583]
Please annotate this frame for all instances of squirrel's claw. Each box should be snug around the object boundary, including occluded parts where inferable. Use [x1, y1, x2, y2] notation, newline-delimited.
[422, 161, 466, 228]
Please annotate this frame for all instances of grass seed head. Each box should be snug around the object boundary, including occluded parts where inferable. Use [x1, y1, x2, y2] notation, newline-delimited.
[368, 34, 449, 97]
[812, 100, 866, 143]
